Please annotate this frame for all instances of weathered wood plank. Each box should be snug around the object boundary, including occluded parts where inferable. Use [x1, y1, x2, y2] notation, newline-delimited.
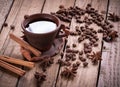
[98, 0, 120, 87]
[0, 0, 13, 31]
[18, 0, 76, 87]
[56, 0, 108, 87]
[0, 0, 25, 87]
[36, 0, 76, 87]
[0, 0, 45, 87]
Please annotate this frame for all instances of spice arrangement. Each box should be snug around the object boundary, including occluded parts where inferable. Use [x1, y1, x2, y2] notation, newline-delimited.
[1, 3, 119, 86]
[51, 4, 118, 42]
[51, 4, 119, 79]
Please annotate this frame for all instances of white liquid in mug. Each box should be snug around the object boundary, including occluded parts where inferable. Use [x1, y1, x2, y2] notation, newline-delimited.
[26, 21, 57, 33]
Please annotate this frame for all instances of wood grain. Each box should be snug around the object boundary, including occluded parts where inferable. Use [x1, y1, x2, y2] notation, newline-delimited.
[0, 0, 25, 87]
[0, 0, 13, 31]
[36, 0, 76, 87]
[98, 0, 120, 87]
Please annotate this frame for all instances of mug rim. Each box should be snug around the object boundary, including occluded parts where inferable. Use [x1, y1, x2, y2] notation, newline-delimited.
[21, 13, 61, 35]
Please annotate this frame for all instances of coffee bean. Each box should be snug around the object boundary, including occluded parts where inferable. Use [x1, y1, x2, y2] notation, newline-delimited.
[76, 61, 80, 66]
[94, 43, 98, 47]
[3, 22, 8, 27]
[72, 57, 76, 61]
[24, 15, 29, 19]
[10, 25, 15, 30]
[72, 44, 77, 48]
[79, 51, 83, 55]
[83, 62, 88, 67]
[79, 57, 86, 62]
[59, 5, 65, 9]
[66, 45, 70, 48]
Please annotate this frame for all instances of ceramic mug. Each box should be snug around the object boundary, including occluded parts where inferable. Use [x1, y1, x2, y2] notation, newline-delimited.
[21, 13, 68, 51]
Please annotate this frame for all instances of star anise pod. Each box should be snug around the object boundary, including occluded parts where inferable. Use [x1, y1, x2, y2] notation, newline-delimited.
[34, 72, 46, 87]
[90, 51, 102, 65]
[61, 67, 77, 79]
[108, 13, 120, 22]
[39, 56, 54, 71]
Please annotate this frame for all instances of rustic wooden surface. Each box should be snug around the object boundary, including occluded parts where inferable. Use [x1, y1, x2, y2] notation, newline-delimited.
[0, 0, 13, 31]
[0, 0, 120, 87]
[98, 0, 120, 87]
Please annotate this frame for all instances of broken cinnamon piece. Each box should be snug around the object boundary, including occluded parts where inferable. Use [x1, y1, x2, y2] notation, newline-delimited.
[10, 33, 41, 57]
[31, 56, 44, 62]
[20, 47, 32, 61]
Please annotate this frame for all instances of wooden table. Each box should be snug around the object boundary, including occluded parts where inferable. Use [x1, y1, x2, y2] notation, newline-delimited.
[0, 0, 120, 87]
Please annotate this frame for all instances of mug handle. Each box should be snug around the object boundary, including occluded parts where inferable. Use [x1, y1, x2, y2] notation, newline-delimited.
[56, 24, 70, 38]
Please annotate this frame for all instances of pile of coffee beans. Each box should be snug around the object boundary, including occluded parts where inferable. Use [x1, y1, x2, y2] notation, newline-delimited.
[51, 4, 118, 42]
[53, 4, 119, 80]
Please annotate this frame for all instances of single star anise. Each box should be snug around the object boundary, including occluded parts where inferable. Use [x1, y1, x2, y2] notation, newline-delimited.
[90, 51, 102, 65]
[39, 56, 54, 71]
[61, 67, 77, 79]
[108, 13, 120, 22]
[34, 72, 46, 87]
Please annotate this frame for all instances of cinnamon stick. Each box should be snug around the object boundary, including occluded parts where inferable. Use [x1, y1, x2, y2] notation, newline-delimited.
[0, 60, 25, 76]
[20, 47, 33, 61]
[9, 33, 41, 57]
[0, 55, 35, 68]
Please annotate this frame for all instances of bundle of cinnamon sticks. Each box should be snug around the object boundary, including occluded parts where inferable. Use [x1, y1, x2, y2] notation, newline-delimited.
[0, 34, 43, 76]
[0, 34, 42, 76]
[0, 55, 35, 76]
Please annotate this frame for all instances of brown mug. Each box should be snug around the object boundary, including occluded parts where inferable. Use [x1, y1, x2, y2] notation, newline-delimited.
[21, 13, 69, 51]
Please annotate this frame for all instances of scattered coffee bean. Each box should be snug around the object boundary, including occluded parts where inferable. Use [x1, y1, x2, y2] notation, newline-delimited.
[3, 22, 8, 27]
[10, 25, 15, 30]
[78, 37, 84, 43]
[65, 57, 70, 61]
[60, 52, 64, 57]
[59, 5, 65, 9]
[72, 63, 78, 68]
[65, 61, 71, 66]
[83, 62, 88, 67]
[72, 57, 76, 61]
[76, 61, 80, 66]
[79, 57, 86, 62]
[103, 46, 106, 49]
[24, 15, 29, 19]
[79, 51, 83, 55]
[94, 43, 98, 47]
[72, 43, 76, 48]
[66, 45, 70, 48]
